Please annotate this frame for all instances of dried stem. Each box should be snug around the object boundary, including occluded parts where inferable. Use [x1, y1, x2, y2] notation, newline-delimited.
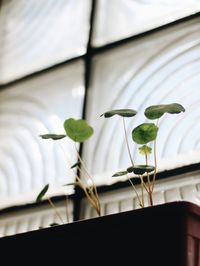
[47, 198, 64, 224]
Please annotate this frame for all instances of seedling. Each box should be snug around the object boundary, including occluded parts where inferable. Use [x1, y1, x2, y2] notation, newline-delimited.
[36, 118, 101, 223]
[101, 103, 185, 208]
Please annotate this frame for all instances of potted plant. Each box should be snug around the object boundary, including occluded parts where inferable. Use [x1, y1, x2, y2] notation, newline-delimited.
[0, 103, 199, 266]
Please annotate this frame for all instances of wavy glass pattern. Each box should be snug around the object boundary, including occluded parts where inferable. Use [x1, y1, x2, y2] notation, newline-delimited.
[92, 0, 200, 47]
[0, 61, 85, 209]
[0, 199, 73, 237]
[83, 17, 200, 186]
[0, 0, 91, 84]
[80, 171, 200, 219]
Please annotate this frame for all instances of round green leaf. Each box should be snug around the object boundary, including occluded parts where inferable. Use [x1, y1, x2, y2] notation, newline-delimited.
[100, 109, 137, 118]
[144, 103, 185, 120]
[40, 134, 66, 140]
[127, 165, 155, 175]
[132, 123, 158, 144]
[64, 118, 94, 143]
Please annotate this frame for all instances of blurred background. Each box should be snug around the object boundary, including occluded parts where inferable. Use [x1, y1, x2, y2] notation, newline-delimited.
[0, 0, 200, 236]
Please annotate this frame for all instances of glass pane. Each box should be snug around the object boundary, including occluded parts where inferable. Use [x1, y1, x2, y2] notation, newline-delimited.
[83, 17, 200, 186]
[92, 0, 200, 47]
[0, 199, 73, 237]
[0, 0, 91, 84]
[0, 60, 85, 209]
[80, 172, 200, 219]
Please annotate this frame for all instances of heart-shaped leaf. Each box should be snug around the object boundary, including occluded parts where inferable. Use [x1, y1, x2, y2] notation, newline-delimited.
[112, 171, 128, 177]
[64, 118, 94, 143]
[144, 103, 185, 120]
[127, 165, 155, 175]
[132, 123, 158, 144]
[36, 184, 49, 203]
[101, 109, 137, 118]
[40, 134, 66, 140]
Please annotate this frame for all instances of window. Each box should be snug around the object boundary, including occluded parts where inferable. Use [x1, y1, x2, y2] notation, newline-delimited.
[0, 0, 200, 236]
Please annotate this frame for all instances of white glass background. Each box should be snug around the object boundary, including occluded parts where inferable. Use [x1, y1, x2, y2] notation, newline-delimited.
[0, 0, 92, 84]
[0, 61, 85, 209]
[92, 0, 200, 46]
[84, 17, 200, 186]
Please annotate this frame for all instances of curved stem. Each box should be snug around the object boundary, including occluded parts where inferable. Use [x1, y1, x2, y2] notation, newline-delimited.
[127, 176, 142, 207]
[122, 117, 134, 166]
[74, 144, 101, 215]
[47, 198, 64, 224]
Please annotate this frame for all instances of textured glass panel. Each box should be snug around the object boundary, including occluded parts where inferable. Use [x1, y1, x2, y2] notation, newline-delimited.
[92, 0, 200, 47]
[0, 60, 85, 209]
[83, 17, 200, 186]
[0, 0, 91, 84]
[0, 199, 73, 237]
[80, 172, 200, 219]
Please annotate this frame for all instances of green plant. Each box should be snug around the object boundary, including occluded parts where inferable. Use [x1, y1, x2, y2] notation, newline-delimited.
[101, 103, 185, 208]
[36, 118, 101, 224]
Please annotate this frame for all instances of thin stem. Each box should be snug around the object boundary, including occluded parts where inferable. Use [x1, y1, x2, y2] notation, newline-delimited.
[145, 153, 153, 206]
[74, 143, 101, 214]
[122, 117, 134, 166]
[47, 198, 64, 224]
[141, 178, 144, 208]
[151, 120, 159, 192]
[127, 176, 142, 207]
[65, 195, 70, 223]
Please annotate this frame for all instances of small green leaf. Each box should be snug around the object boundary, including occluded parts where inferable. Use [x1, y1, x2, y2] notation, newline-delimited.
[112, 171, 128, 177]
[36, 184, 49, 203]
[127, 165, 155, 175]
[138, 145, 152, 155]
[40, 134, 66, 140]
[49, 223, 59, 227]
[132, 123, 158, 144]
[63, 182, 79, 186]
[144, 103, 185, 120]
[64, 118, 94, 143]
[70, 161, 81, 169]
[100, 109, 137, 118]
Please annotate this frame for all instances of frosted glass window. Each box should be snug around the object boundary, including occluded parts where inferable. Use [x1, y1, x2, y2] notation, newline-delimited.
[92, 0, 200, 47]
[0, 0, 91, 84]
[80, 171, 200, 219]
[0, 60, 85, 209]
[83, 17, 200, 186]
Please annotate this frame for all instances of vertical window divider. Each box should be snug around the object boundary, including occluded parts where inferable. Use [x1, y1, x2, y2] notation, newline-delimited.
[73, 0, 97, 221]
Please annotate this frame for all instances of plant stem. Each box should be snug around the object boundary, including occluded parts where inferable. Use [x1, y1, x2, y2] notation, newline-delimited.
[65, 195, 70, 223]
[47, 198, 64, 224]
[74, 143, 101, 215]
[127, 176, 142, 207]
[151, 120, 158, 192]
[122, 117, 134, 166]
[145, 153, 153, 206]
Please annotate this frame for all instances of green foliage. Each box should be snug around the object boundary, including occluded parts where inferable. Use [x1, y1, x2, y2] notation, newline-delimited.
[40, 134, 66, 140]
[64, 118, 94, 143]
[144, 103, 185, 120]
[36, 184, 49, 203]
[100, 109, 137, 118]
[112, 171, 128, 177]
[132, 123, 158, 144]
[101, 103, 185, 208]
[127, 165, 155, 175]
[138, 145, 152, 155]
